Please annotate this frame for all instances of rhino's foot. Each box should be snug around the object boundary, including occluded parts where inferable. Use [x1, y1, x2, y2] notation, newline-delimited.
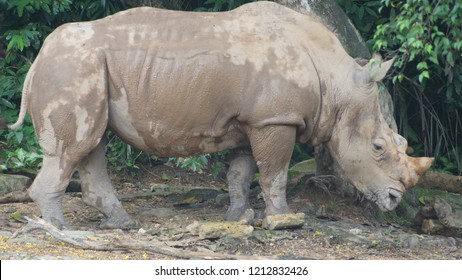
[99, 208, 140, 229]
[45, 216, 70, 230]
[264, 204, 292, 218]
[226, 207, 255, 224]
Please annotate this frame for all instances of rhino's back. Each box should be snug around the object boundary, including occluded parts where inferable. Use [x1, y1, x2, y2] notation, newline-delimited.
[30, 1, 352, 156]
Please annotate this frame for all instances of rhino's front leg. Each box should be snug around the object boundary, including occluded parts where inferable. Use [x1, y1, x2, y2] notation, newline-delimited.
[248, 126, 296, 216]
[226, 149, 257, 221]
[77, 142, 140, 229]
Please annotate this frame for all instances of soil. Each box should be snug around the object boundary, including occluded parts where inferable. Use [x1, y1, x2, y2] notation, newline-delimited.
[0, 164, 461, 260]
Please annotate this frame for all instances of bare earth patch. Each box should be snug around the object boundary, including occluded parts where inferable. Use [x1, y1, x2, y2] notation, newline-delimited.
[0, 164, 460, 260]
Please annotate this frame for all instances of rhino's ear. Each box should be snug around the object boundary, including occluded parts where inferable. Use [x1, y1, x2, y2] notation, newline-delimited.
[365, 55, 395, 82]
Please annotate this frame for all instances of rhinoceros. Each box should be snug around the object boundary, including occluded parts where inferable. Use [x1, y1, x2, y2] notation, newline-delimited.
[7, 1, 433, 229]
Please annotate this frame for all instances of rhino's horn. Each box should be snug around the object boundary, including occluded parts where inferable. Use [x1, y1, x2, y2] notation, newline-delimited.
[410, 157, 434, 176]
[405, 156, 434, 188]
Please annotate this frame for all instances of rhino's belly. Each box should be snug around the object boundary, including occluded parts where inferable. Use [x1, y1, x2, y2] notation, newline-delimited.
[110, 121, 247, 157]
[108, 101, 247, 156]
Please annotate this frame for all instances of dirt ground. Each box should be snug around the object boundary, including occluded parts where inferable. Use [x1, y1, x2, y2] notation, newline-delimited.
[0, 164, 461, 260]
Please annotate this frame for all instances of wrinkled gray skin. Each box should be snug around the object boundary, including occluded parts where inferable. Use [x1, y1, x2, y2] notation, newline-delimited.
[8, 2, 433, 229]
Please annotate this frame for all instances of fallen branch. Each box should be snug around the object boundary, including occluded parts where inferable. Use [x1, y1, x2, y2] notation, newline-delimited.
[11, 216, 294, 260]
[417, 172, 462, 195]
[0, 191, 32, 204]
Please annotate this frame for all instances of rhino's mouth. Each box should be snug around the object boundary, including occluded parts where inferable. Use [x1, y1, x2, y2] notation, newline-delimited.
[374, 186, 404, 212]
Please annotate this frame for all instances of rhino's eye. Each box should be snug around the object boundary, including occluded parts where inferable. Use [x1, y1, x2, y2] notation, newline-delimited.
[372, 139, 385, 152]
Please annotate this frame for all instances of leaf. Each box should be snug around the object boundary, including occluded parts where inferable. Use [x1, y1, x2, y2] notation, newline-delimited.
[14, 130, 23, 144]
[417, 61, 428, 71]
[418, 71, 430, 83]
[6, 35, 23, 51]
[161, 172, 170, 181]
[10, 212, 23, 221]
[358, 5, 365, 19]
[418, 196, 430, 205]
[446, 52, 454, 67]
[429, 52, 439, 65]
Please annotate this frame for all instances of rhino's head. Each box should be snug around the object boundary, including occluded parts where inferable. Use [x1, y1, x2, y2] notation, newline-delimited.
[325, 58, 433, 211]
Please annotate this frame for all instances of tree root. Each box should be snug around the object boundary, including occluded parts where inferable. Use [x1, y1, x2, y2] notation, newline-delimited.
[11, 216, 288, 260]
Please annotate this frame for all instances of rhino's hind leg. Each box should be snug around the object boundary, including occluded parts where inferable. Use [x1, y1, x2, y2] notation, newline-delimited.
[77, 142, 140, 229]
[248, 126, 296, 217]
[28, 156, 76, 229]
[226, 149, 257, 222]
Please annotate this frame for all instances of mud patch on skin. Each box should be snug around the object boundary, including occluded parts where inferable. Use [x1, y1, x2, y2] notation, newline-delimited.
[38, 101, 68, 155]
[214, 10, 317, 88]
[74, 106, 90, 142]
[59, 23, 95, 47]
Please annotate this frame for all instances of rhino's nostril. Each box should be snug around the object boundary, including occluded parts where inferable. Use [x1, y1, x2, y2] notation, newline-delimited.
[389, 192, 398, 203]
[388, 189, 402, 205]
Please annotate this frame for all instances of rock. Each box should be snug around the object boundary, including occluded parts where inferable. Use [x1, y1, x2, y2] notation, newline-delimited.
[7, 236, 46, 246]
[263, 213, 305, 230]
[186, 221, 201, 235]
[349, 228, 362, 235]
[299, 202, 317, 215]
[214, 193, 230, 207]
[0, 174, 32, 194]
[150, 183, 171, 195]
[345, 233, 370, 246]
[139, 207, 176, 218]
[401, 235, 421, 249]
[422, 219, 444, 234]
[0, 230, 12, 238]
[187, 221, 254, 239]
[433, 196, 455, 227]
[415, 196, 457, 234]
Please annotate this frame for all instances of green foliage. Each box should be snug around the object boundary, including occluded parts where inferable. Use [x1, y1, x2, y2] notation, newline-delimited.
[197, 0, 251, 11]
[0, 147, 42, 173]
[170, 155, 210, 173]
[106, 133, 142, 173]
[169, 151, 228, 178]
[370, 0, 462, 174]
[291, 143, 314, 166]
[373, 0, 462, 86]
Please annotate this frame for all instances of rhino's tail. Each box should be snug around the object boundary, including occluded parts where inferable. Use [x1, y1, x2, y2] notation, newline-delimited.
[7, 65, 35, 130]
